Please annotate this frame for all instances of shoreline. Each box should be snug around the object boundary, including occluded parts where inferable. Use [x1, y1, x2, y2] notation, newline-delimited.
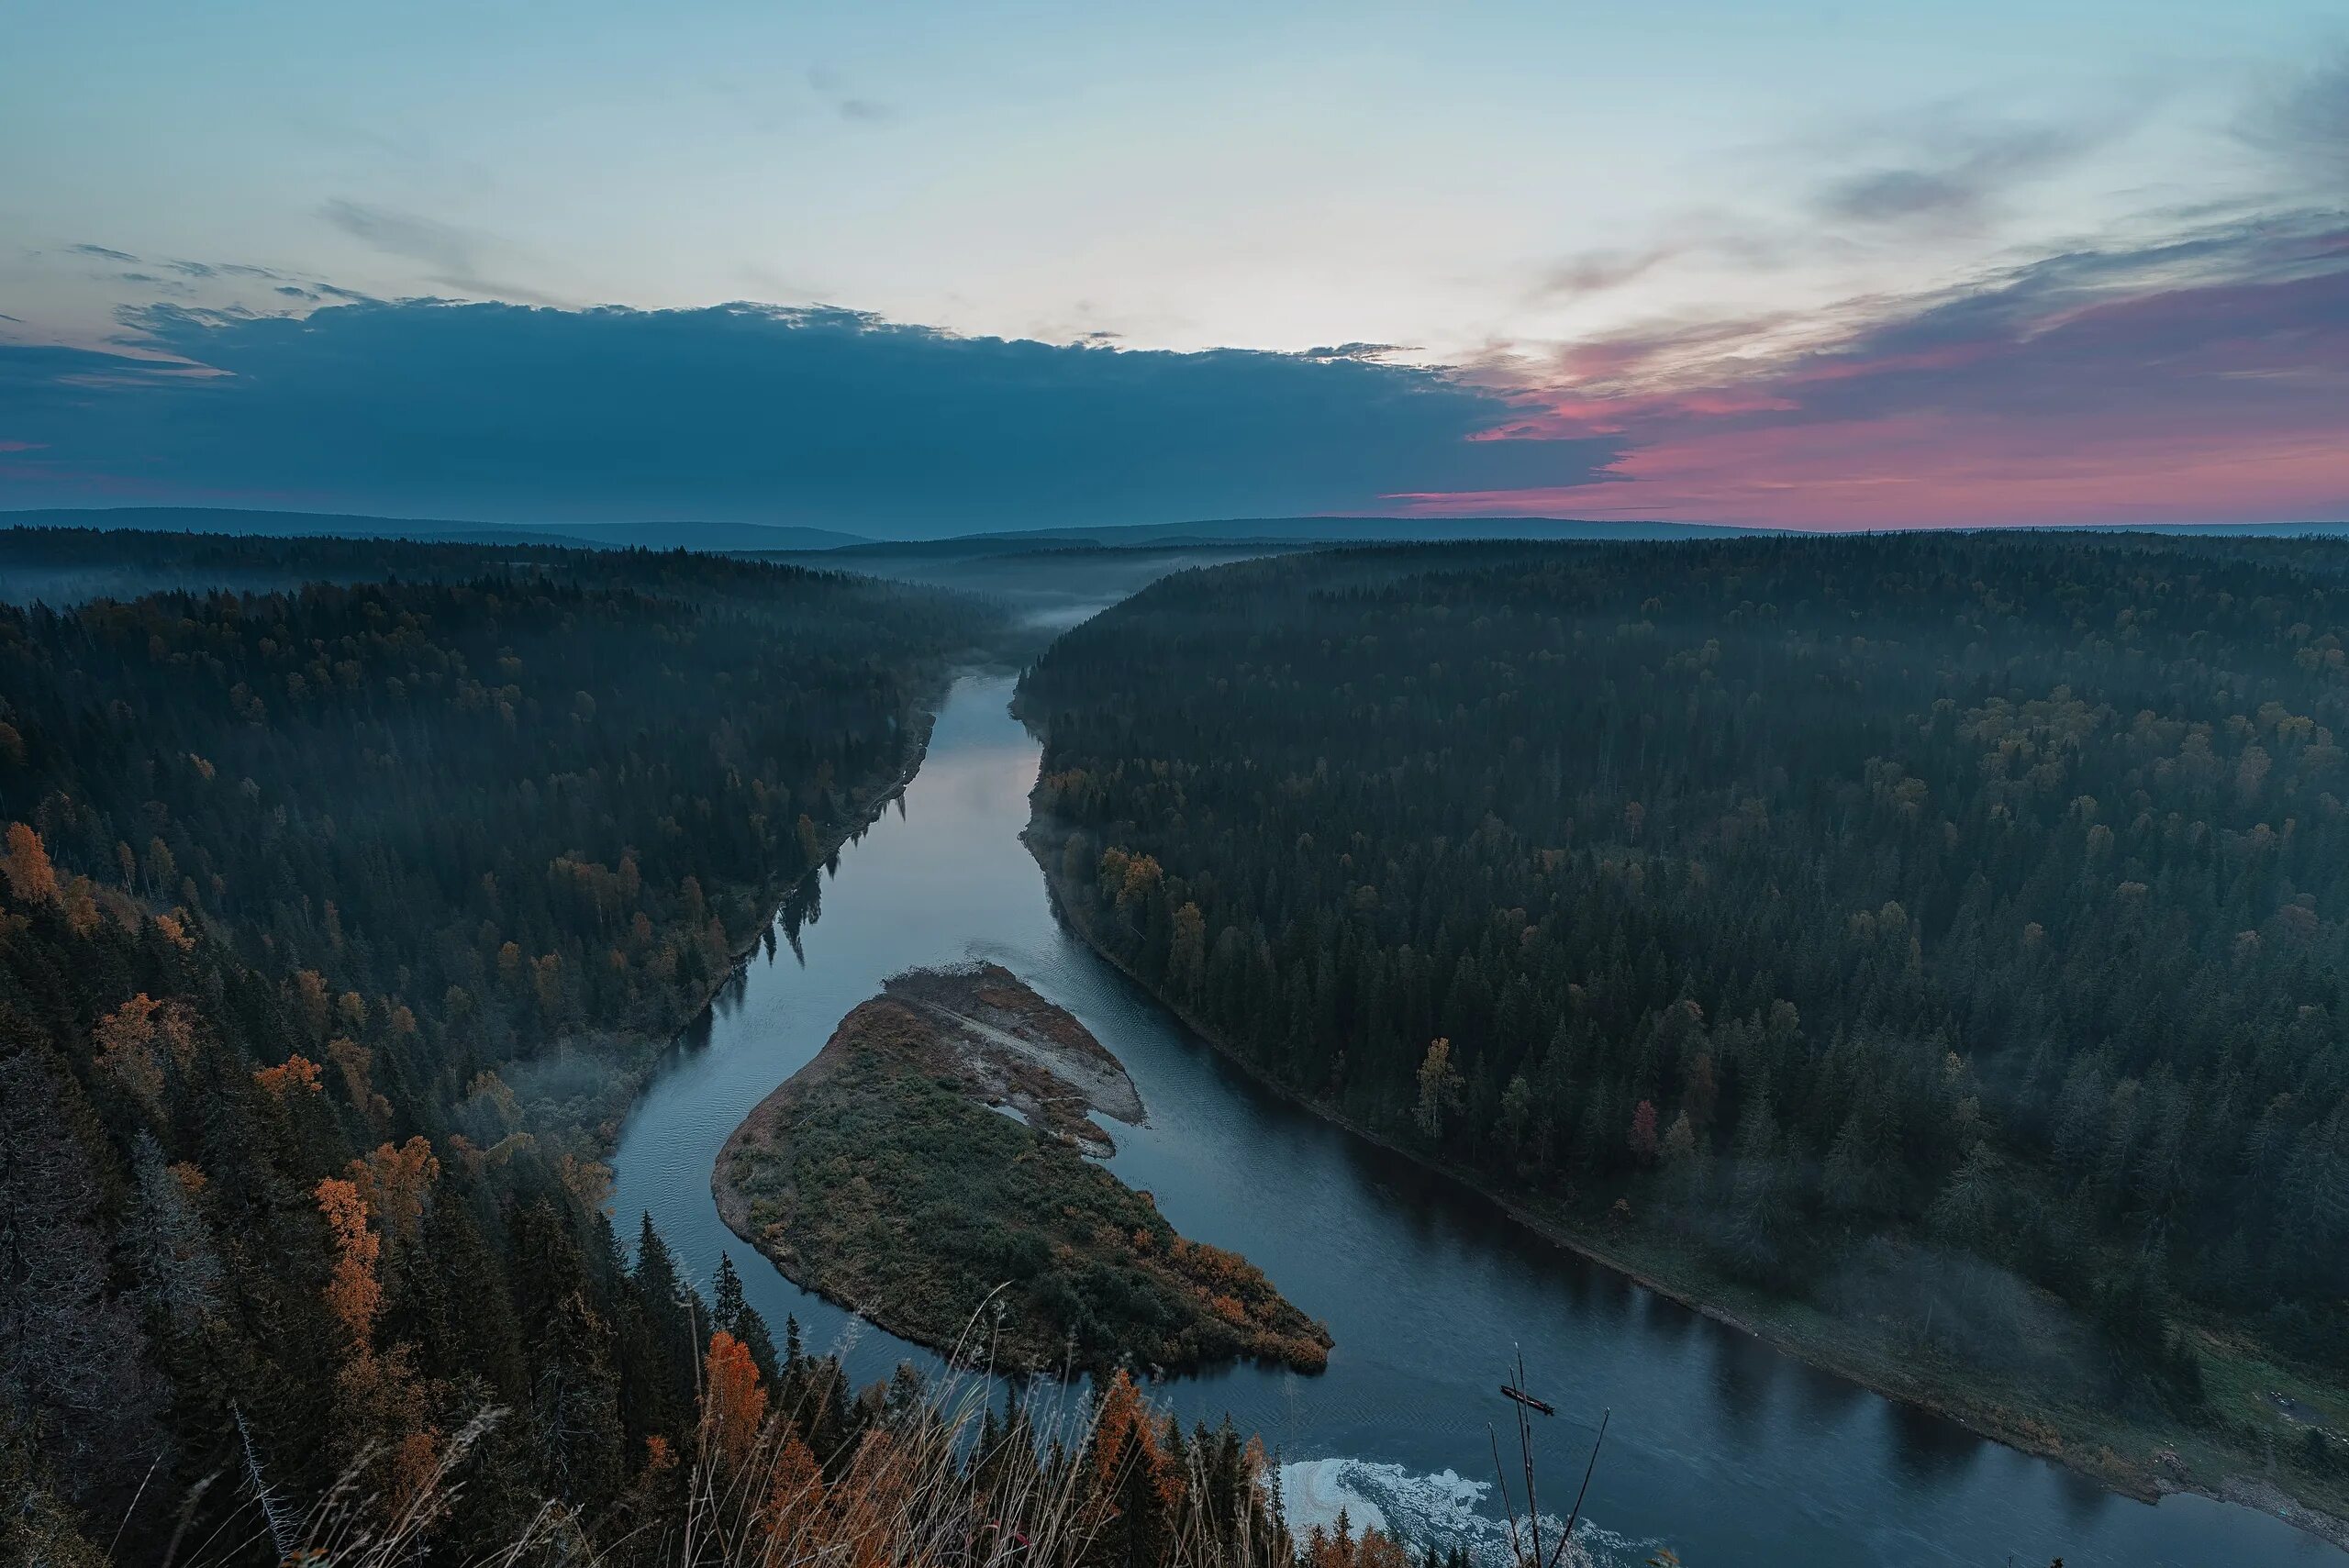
[707, 678, 951, 992]
[711, 964, 1331, 1375]
[1019, 817, 2349, 1555]
[568, 672, 958, 1162]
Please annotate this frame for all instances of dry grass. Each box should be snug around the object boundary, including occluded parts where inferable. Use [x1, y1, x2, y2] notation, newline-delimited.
[161, 1297, 1302, 1568]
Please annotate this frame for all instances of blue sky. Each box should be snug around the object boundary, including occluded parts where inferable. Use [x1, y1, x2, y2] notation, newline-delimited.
[3, 2, 2345, 531]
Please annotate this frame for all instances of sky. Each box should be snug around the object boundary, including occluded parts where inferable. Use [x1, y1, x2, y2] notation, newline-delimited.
[2, 1, 2345, 534]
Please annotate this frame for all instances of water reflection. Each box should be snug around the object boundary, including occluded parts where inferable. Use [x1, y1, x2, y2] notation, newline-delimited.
[1708, 1333, 1781, 1455]
[1788, 1361, 1866, 1433]
[1885, 1402, 1983, 1493]
[1637, 1288, 1694, 1347]
[608, 673, 2341, 1568]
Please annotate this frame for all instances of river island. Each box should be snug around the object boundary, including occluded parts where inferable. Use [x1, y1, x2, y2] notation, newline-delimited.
[714, 962, 1331, 1375]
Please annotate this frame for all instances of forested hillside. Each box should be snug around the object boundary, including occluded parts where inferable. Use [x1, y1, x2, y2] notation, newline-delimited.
[0, 537, 1156, 1562]
[0, 524, 829, 606]
[1020, 536, 2349, 1496]
[0, 879, 734, 1560]
[0, 545, 996, 1139]
[0, 864, 1317, 1568]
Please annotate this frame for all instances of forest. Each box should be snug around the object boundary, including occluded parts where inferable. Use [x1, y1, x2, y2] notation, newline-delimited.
[9, 522, 2335, 1562]
[1021, 535, 2349, 1493]
[0, 533, 1443, 1568]
[0, 524, 841, 608]
[0, 862, 1323, 1568]
[0, 534, 1321, 1565]
[0, 540, 1006, 1138]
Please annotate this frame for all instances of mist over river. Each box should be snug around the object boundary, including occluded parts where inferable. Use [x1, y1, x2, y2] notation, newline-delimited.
[609, 668, 2341, 1568]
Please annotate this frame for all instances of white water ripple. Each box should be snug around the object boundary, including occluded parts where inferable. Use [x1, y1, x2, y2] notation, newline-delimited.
[1278, 1458, 1670, 1567]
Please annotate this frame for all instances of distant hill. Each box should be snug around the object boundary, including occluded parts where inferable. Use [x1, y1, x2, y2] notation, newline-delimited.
[737, 517, 1751, 631]
[731, 517, 1744, 586]
[953, 515, 1742, 547]
[0, 506, 1731, 552]
[546, 518, 874, 550]
[0, 506, 871, 553]
[20, 505, 2343, 562]
[0, 523, 910, 607]
[953, 516, 2349, 549]
[745, 539, 1316, 630]
[2034, 519, 2349, 539]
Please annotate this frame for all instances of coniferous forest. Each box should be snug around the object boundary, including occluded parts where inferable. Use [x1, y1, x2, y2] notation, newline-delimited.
[7, 524, 2347, 1564]
[0, 541, 1006, 1129]
[1021, 536, 2349, 1497]
[0, 533, 1430, 1568]
[0, 536, 1145, 1561]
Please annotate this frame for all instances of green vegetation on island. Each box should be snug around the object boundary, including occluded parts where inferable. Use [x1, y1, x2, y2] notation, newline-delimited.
[716, 963, 1332, 1375]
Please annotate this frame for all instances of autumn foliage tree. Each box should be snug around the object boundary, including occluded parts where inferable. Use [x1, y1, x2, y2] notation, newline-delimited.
[1301, 1512, 1412, 1568]
[316, 1173, 437, 1512]
[700, 1329, 768, 1478]
[1088, 1370, 1184, 1568]
[1, 821, 57, 905]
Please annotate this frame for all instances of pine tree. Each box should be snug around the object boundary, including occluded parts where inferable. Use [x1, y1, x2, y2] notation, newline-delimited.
[711, 1251, 780, 1386]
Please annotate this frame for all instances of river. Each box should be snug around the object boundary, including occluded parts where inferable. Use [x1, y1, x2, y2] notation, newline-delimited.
[609, 669, 2340, 1568]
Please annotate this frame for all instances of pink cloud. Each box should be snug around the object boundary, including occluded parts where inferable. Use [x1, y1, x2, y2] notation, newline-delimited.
[1408, 218, 2349, 528]
[1392, 414, 2349, 528]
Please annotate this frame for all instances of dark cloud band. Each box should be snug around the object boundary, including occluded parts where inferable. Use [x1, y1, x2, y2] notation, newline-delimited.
[0, 302, 1621, 530]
